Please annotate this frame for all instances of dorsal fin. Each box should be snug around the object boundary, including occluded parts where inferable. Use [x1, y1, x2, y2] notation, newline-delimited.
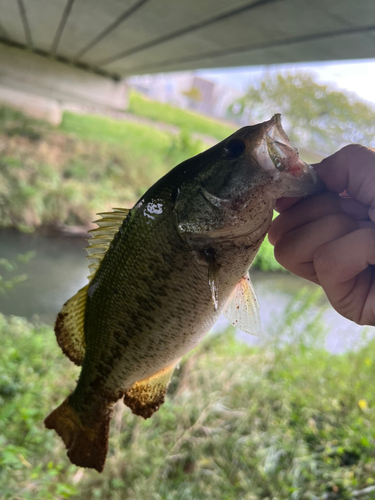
[86, 207, 130, 280]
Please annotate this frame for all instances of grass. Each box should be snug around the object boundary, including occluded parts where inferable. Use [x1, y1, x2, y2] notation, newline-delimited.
[127, 90, 236, 140]
[1, 291, 375, 499]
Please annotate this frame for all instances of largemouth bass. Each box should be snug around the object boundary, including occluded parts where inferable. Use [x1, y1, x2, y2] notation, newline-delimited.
[45, 114, 323, 472]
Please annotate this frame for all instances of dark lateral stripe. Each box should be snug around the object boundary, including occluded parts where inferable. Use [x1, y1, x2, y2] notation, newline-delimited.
[73, 0, 150, 61]
[117, 23, 375, 75]
[51, 0, 76, 55]
[17, 0, 32, 48]
[97, 0, 282, 66]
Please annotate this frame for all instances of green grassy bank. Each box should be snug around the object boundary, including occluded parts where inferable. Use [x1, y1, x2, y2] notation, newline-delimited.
[1, 292, 374, 500]
[127, 90, 236, 140]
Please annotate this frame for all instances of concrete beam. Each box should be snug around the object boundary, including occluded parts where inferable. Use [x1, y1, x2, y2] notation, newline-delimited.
[0, 43, 128, 123]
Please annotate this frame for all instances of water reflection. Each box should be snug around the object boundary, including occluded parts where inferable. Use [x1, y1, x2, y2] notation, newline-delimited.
[0, 229, 88, 323]
[0, 229, 372, 353]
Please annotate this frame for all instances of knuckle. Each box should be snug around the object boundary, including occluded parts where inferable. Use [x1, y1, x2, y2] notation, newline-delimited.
[273, 237, 293, 268]
[313, 242, 336, 275]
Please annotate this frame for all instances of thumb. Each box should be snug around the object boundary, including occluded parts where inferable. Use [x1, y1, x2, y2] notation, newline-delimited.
[314, 145, 375, 222]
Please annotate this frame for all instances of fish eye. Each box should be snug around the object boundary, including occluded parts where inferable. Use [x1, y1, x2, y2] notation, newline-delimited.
[224, 138, 246, 159]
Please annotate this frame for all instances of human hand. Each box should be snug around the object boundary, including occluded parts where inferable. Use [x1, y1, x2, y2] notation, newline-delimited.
[268, 144, 375, 326]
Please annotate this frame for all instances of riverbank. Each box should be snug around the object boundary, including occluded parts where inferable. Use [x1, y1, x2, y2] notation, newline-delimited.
[1, 308, 375, 500]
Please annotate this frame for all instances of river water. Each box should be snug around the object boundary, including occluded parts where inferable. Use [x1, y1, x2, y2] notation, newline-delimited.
[0, 229, 372, 353]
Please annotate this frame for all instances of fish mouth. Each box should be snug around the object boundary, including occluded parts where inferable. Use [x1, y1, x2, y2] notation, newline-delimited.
[265, 114, 300, 173]
[254, 114, 325, 198]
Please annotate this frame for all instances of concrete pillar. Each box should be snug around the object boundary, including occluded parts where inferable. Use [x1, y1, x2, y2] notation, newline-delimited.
[0, 43, 128, 124]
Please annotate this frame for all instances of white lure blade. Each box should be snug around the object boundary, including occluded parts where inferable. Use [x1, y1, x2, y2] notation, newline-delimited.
[223, 274, 261, 337]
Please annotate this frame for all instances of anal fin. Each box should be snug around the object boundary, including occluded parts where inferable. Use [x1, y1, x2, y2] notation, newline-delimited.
[123, 362, 178, 419]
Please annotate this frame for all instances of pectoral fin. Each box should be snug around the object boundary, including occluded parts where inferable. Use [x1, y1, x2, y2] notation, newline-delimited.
[123, 362, 178, 419]
[223, 274, 261, 337]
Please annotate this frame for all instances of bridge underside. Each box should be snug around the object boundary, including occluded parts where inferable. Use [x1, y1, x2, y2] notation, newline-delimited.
[0, 0, 374, 118]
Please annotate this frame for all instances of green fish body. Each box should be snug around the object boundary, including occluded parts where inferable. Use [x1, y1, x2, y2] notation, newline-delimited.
[45, 115, 323, 471]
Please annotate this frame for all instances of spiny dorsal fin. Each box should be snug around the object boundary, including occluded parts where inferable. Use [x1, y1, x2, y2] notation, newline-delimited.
[123, 361, 179, 419]
[55, 285, 89, 366]
[223, 274, 261, 337]
[86, 207, 130, 280]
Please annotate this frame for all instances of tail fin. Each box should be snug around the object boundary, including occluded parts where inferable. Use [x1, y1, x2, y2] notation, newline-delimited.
[44, 397, 113, 472]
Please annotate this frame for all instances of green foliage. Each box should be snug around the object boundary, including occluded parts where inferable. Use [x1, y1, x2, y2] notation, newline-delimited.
[266, 287, 328, 350]
[0, 314, 79, 499]
[60, 111, 171, 151]
[165, 130, 204, 166]
[128, 91, 236, 141]
[253, 235, 283, 272]
[1, 291, 375, 499]
[230, 72, 375, 155]
[0, 252, 35, 295]
[0, 106, 49, 138]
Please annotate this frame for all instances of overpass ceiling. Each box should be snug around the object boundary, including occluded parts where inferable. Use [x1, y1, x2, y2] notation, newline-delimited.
[0, 0, 374, 79]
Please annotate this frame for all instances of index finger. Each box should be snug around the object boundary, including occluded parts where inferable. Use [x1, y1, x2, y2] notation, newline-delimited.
[274, 196, 303, 213]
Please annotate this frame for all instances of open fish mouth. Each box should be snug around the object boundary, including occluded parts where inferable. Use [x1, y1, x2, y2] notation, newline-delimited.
[255, 114, 325, 197]
[266, 114, 301, 173]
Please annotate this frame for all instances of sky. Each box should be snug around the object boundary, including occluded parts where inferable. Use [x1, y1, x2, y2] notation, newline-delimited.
[196, 59, 375, 106]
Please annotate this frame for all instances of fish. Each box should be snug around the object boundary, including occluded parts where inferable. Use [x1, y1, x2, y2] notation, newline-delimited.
[45, 114, 323, 472]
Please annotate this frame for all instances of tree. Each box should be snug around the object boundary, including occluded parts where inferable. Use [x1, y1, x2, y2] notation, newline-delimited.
[229, 72, 375, 155]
